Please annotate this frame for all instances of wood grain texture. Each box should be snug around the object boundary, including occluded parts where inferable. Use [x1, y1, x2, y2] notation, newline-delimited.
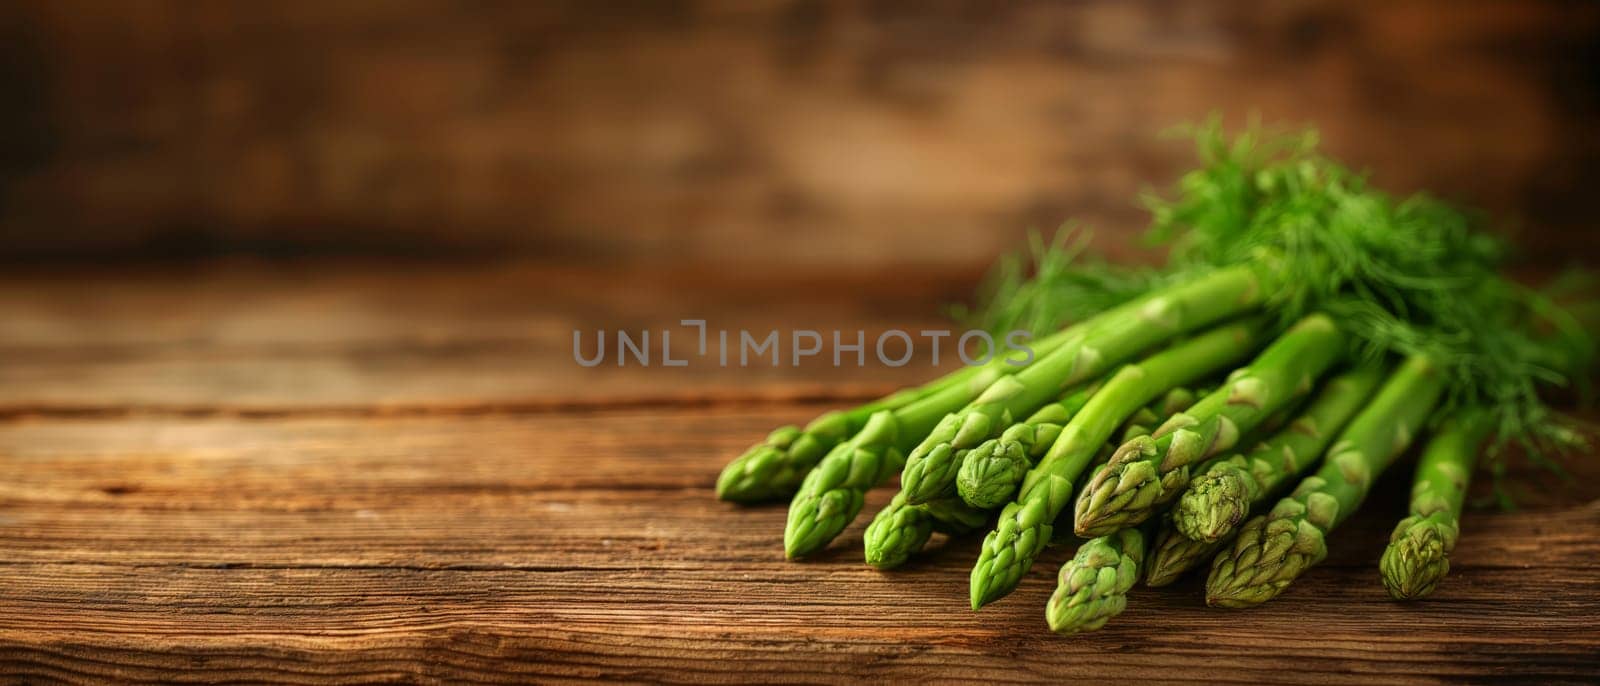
[1, 262, 1597, 683]
[0, 260, 970, 410]
[1, 0, 1597, 266]
[0, 408, 1597, 683]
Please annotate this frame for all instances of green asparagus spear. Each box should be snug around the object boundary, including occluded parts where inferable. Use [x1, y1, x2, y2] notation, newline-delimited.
[1206, 355, 1446, 608]
[1173, 365, 1387, 543]
[1074, 313, 1348, 537]
[895, 385, 1062, 507]
[1046, 523, 1154, 635]
[861, 492, 933, 570]
[1379, 411, 1491, 600]
[969, 317, 1270, 608]
[785, 265, 1276, 558]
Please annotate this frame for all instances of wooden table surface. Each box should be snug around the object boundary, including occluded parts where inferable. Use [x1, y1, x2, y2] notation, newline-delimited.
[2, 260, 1596, 684]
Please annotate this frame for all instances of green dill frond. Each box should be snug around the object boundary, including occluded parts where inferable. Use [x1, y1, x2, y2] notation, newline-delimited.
[957, 224, 1165, 337]
[1144, 119, 1595, 481]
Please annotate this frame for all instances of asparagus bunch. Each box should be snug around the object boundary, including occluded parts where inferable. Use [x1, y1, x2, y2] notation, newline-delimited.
[970, 317, 1270, 608]
[716, 122, 1590, 636]
[786, 265, 1277, 558]
[1207, 355, 1447, 607]
[1144, 366, 1386, 585]
[1379, 412, 1491, 600]
[1074, 313, 1348, 537]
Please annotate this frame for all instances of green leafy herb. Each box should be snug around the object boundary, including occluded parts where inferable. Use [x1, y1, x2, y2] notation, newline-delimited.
[968, 117, 1592, 493]
[1146, 119, 1591, 494]
[956, 224, 1166, 337]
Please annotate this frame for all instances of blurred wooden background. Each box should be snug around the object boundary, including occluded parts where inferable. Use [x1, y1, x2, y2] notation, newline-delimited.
[1, 0, 1596, 267]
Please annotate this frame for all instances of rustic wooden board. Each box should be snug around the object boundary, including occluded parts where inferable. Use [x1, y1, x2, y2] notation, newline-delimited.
[2, 408, 1598, 683]
[1, 263, 1597, 682]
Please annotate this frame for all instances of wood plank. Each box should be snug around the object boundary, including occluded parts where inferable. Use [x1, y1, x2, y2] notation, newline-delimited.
[0, 260, 976, 410]
[1, 408, 1596, 681]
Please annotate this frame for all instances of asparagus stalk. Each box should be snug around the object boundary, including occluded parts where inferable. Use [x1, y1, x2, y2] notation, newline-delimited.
[718, 330, 1070, 503]
[785, 265, 1275, 558]
[1206, 355, 1446, 608]
[955, 387, 1096, 510]
[1379, 411, 1491, 600]
[1045, 523, 1154, 635]
[862, 493, 933, 569]
[1074, 313, 1348, 537]
[1156, 387, 1204, 416]
[1173, 365, 1387, 543]
[969, 317, 1270, 608]
[1122, 387, 1205, 441]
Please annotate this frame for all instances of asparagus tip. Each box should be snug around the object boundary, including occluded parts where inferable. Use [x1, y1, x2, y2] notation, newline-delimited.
[1045, 532, 1141, 635]
[782, 496, 831, 559]
[861, 494, 933, 570]
[1203, 514, 1324, 608]
[1379, 514, 1454, 600]
[1143, 527, 1219, 588]
[1073, 438, 1163, 538]
[716, 425, 810, 503]
[1174, 466, 1251, 542]
[954, 438, 1026, 510]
